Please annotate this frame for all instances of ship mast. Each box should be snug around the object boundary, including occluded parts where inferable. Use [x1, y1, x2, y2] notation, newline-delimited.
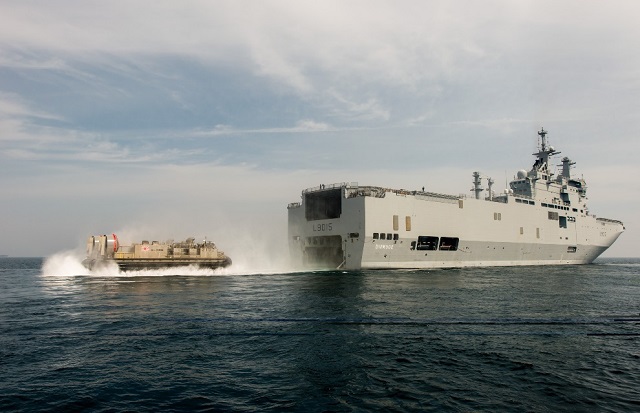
[532, 127, 560, 178]
[538, 127, 549, 152]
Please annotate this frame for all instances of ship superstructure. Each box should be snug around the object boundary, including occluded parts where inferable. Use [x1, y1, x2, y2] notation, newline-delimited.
[287, 129, 624, 270]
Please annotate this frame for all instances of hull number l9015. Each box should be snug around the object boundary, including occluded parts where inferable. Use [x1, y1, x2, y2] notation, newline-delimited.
[313, 223, 333, 232]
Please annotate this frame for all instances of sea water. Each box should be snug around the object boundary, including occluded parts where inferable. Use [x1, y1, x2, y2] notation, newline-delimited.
[1, 256, 638, 412]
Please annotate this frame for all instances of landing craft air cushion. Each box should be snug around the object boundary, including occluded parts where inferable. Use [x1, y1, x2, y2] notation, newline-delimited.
[83, 234, 232, 271]
[287, 129, 624, 270]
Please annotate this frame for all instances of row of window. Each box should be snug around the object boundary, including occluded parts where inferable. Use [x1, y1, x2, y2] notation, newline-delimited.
[495, 209, 580, 223]
[514, 199, 583, 214]
[541, 202, 580, 212]
[412, 236, 460, 251]
[374, 233, 461, 251]
[373, 233, 399, 240]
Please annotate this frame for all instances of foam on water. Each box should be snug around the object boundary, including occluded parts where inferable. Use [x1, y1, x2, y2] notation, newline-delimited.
[41, 249, 92, 276]
[41, 245, 298, 277]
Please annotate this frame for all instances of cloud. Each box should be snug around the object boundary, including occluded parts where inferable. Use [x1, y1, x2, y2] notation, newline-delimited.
[0, 92, 63, 125]
[1, 0, 640, 257]
[196, 119, 332, 137]
[0, 1, 508, 97]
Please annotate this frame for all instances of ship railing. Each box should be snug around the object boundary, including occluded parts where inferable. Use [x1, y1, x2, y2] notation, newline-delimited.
[301, 182, 465, 203]
[345, 186, 386, 198]
[395, 188, 461, 200]
[596, 217, 624, 226]
[343, 185, 462, 201]
[302, 182, 358, 194]
[414, 191, 460, 203]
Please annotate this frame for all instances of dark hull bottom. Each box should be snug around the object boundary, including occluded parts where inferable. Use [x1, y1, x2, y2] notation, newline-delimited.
[83, 257, 232, 271]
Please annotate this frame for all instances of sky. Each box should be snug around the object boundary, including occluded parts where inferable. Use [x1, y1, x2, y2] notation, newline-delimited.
[1, 0, 639, 258]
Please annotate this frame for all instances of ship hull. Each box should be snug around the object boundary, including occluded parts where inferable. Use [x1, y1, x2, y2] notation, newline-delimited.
[358, 241, 609, 269]
[83, 257, 232, 271]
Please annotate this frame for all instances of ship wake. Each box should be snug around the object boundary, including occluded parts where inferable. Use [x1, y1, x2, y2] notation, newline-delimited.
[41, 248, 297, 277]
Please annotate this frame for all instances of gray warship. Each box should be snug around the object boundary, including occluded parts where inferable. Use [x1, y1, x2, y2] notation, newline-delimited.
[82, 234, 232, 271]
[288, 128, 624, 269]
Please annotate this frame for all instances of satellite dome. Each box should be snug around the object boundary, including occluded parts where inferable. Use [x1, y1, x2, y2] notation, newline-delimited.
[517, 170, 527, 179]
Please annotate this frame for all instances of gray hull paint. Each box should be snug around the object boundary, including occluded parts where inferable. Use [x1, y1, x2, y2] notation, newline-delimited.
[359, 240, 610, 269]
[288, 194, 622, 270]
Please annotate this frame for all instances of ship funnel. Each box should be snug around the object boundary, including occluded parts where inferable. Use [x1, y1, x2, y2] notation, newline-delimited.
[560, 157, 575, 179]
[472, 172, 483, 200]
[487, 177, 494, 201]
[472, 172, 494, 200]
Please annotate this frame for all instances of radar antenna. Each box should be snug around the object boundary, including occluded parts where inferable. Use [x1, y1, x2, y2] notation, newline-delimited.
[532, 127, 560, 176]
[538, 127, 548, 152]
